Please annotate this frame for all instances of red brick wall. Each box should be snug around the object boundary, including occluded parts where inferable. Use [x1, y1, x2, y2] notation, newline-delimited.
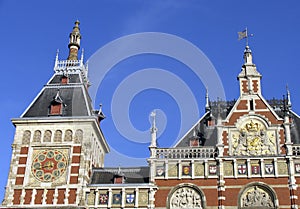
[236, 100, 248, 110]
[155, 177, 291, 207]
[252, 80, 259, 93]
[34, 189, 43, 204]
[46, 189, 54, 204]
[24, 189, 32, 204]
[13, 189, 22, 205]
[57, 189, 65, 204]
[68, 188, 77, 204]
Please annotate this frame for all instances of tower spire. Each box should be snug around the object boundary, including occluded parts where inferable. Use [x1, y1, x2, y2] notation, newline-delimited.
[67, 20, 81, 60]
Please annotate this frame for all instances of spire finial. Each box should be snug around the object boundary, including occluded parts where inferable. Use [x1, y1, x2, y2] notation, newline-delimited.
[67, 20, 82, 60]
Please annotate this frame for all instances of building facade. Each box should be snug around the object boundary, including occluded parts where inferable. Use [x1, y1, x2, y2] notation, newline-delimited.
[2, 22, 300, 209]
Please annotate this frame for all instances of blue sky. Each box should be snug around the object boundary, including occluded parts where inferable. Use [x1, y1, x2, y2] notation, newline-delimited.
[1, 0, 300, 200]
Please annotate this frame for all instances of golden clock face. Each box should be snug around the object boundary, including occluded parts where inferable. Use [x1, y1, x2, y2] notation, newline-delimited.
[31, 149, 68, 182]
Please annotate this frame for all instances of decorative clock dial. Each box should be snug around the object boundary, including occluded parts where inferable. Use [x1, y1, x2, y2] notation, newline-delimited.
[31, 149, 68, 182]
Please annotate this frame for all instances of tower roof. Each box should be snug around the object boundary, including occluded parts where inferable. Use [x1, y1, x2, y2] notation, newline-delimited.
[21, 22, 95, 118]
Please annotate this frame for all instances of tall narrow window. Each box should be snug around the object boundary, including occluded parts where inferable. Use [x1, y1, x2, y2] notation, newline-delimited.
[250, 99, 254, 111]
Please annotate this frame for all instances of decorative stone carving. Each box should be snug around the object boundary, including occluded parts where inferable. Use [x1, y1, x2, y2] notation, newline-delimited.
[54, 130, 62, 142]
[43, 130, 52, 142]
[170, 187, 202, 209]
[64, 129, 73, 141]
[33, 130, 41, 142]
[241, 186, 274, 208]
[232, 119, 276, 156]
[87, 191, 95, 205]
[74, 129, 83, 143]
[22, 130, 31, 144]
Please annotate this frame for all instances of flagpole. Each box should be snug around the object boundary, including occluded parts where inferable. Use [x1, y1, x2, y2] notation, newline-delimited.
[245, 27, 248, 46]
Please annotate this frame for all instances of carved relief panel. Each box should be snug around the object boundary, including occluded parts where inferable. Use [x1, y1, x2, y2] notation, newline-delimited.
[230, 119, 277, 156]
[168, 185, 204, 209]
[239, 185, 276, 209]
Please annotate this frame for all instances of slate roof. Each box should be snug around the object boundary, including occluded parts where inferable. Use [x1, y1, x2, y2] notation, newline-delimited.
[22, 73, 93, 118]
[90, 167, 150, 185]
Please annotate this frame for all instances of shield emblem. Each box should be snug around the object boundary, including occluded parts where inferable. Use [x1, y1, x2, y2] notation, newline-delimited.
[209, 165, 217, 174]
[126, 194, 135, 204]
[182, 165, 191, 175]
[113, 194, 121, 204]
[238, 164, 247, 174]
[99, 194, 108, 204]
[251, 164, 260, 174]
[156, 166, 164, 176]
[265, 164, 274, 174]
[295, 164, 300, 173]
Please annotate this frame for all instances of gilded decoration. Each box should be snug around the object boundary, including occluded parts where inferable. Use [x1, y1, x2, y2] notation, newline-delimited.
[240, 186, 274, 208]
[231, 119, 276, 156]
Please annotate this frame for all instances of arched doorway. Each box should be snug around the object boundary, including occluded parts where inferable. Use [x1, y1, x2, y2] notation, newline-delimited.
[167, 183, 206, 209]
[238, 182, 278, 209]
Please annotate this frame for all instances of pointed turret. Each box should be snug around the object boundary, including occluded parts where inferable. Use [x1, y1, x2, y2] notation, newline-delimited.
[150, 111, 158, 148]
[238, 45, 262, 96]
[205, 88, 210, 112]
[67, 20, 81, 60]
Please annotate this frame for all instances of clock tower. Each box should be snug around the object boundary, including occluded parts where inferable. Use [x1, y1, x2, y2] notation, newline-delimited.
[2, 21, 109, 208]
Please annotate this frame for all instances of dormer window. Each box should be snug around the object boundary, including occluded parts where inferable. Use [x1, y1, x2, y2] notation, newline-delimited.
[50, 102, 62, 115]
[113, 168, 125, 184]
[49, 90, 65, 116]
[61, 75, 68, 84]
[114, 175, 125, 184]
[190, 138, 199, 147]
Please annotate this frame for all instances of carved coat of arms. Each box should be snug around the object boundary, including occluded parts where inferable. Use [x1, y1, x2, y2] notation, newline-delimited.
[232, 120, 276, 156]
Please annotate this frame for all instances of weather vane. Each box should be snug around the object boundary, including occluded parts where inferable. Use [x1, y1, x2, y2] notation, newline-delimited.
[238, 27, 254, 46]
